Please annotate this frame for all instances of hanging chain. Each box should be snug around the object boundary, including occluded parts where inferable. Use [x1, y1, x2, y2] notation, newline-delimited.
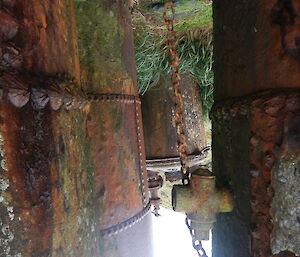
[163, 2, 189, 184]
[164, 3, 209, 257]
[186, 217, 208, 257]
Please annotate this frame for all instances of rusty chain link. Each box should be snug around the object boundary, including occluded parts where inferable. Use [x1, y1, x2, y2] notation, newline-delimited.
[186, 217, 208, 257]
[100, 202, 151, 238]
[163, 2, 189, 184]
[164, 3, 208, 256]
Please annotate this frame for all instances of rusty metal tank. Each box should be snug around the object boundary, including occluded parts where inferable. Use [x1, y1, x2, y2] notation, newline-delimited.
[0, 1, 153, 257]
[142, 74, 208, 175]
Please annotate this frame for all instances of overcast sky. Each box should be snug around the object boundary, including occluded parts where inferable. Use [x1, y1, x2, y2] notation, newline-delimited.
[152, 207, 212, 257]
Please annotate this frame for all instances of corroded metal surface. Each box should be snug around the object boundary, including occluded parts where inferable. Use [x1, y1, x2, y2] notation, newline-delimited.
[0, 1, 80, 256]
[142, 75, 207, 160]
[147, 171, 163, 214]
[163, 2, 189, 177]
[172, 169, 233, 241]
[146, 152, 208, 173]
[212, 89, 300, 257]
[146, 147, 210, 177]
[0, 0, 80, 76]
[214, 0, 300, 101]
[0, 98, 56, 257]
[0, 0, 152, 257]
[213, 0, 300, 256]
[84, 99, 148, 229]
[100, 202, 151, 237]
[74, 0, 138, 95]
[0, 70, 141, 109]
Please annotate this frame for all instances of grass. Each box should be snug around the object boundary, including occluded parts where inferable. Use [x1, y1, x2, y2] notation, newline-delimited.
[176, 27, 214, 116]
[144, 0, 212, 31]
[175, 1, 212, 32]
[134, 0, 214, 209]
[133, 5, 214, 117]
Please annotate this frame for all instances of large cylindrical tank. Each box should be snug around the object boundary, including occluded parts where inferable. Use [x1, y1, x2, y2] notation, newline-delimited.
[142, 74, 208, 174]
[0, 1, 153, 257]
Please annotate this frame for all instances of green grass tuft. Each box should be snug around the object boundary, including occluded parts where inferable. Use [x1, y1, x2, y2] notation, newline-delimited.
[175, 2, 212, 32]
[134, 0, 214, 117]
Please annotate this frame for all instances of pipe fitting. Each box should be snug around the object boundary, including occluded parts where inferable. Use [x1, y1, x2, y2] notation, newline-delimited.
[148, 171, 163, 212]
[172, 168, 233, 240]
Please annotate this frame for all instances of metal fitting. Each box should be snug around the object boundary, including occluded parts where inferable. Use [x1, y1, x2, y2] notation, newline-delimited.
[147, 171, 163, 214]
[172, 168, 233, 240]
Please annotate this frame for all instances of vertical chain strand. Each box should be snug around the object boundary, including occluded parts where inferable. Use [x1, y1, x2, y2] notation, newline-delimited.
[186, 217, 208, 257]
[163, 2, 189, 181]
[164, 4, 209, 257]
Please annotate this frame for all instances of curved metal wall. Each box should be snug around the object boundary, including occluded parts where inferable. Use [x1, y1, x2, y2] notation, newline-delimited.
[0, 1, 152, 256]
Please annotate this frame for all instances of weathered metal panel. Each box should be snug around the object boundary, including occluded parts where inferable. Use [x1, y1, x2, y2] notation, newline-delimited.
[0, 1, 81, 256]
[0, 0, 80, 76]
[211, 90, 300, 257]
[213, 0, 300, 256]
[0, 0, 152, 257]
[142, 74, 207, 159]
[214, 0, 300, 101]
[0, 99, 56, 257]
[84, 100, 147, 228]
[74, 0, 138, 95]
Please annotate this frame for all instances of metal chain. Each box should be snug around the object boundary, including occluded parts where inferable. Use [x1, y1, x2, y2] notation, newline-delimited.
[100, 202, 151, 238]
[163, 2, 189, 184]
[164, 4, 209, 257]
[186, 217, 208, 257]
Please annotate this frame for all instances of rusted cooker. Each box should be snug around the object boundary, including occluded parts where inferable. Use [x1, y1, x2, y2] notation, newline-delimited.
[142, 74, 208, 175]
[0, 1, 152, 257]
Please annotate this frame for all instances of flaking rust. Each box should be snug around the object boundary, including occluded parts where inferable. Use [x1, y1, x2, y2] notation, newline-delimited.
[211, 89, 300, 257]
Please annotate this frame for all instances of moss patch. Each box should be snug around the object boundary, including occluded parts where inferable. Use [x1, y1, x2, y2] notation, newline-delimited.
[74, 0, 128, 92]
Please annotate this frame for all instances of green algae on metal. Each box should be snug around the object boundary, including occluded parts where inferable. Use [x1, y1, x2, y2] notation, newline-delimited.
[74, 0, 132, 93]
[51, 109, 100, 257]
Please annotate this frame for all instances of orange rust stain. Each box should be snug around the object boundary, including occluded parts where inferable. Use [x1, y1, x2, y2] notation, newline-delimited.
[249, 93, 300, 257]
[87, 103, 144, 229]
